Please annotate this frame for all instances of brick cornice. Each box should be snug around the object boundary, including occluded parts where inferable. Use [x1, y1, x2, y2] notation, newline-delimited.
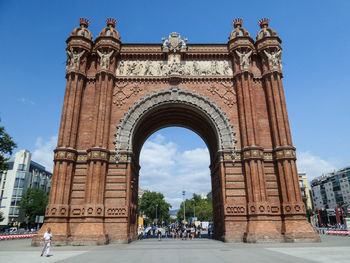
[261, 70, 283, 79]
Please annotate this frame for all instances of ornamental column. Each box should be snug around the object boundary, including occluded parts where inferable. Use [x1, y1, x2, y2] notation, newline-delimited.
[72, 18, 121, 243]
[34, 18, 93, 243]
[255, 18, 319, 241]
[228, 19, 282, 242]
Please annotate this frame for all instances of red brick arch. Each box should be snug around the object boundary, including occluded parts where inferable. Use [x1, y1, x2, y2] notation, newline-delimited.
[32, 19, 319, 245]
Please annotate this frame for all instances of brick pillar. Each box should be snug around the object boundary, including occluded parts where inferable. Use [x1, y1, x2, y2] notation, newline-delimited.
[34, 20, 93, 244]
[232, 59, 282, 242]
[256, 22, 319, 241]
[227, 21, 282, 241]
[74, 39, 120, 243]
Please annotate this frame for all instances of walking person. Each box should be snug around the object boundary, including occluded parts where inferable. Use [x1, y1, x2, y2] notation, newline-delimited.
[165, 225, 169, 239]
[157, 226, 162, 241]
[191, 226, 195, 240]
[40, 227, 52, 257]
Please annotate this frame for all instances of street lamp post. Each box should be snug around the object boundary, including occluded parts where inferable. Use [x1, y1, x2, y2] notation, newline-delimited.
[182, 190, 186, 222]
[155, 204, 158, 222]
[193, 200, 196, 218]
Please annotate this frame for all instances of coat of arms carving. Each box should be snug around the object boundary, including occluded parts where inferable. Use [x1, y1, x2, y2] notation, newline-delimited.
[162, 32, 187, 52]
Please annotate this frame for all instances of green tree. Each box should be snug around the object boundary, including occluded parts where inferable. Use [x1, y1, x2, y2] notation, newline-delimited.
[177, 193, 212, 222]
[306, 208, 314, 222]
[139, 191, 171, 225]
[0, 211, 4, 222]
[18, 188, 48, 224]
[0, 120, 17, 172]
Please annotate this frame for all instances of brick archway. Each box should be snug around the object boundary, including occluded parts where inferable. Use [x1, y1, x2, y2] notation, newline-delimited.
[115, 87, 237, 240]
[115, 87, 237, 162]
[33, 18, 320, 246]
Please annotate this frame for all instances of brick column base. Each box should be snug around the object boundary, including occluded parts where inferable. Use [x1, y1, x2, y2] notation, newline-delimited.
[244, 219, 283, 243]
[283, 218, 320, 242]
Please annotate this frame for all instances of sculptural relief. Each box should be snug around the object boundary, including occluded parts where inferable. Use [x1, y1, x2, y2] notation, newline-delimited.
[97, 50, 114, 70]
[116, 59, 233, 77]
[264, 48, 282, 70]
[235, 50, 252, 70]
[66, 48, 85, 70]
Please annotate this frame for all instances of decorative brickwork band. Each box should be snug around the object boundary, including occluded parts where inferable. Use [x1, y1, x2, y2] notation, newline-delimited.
[274, 147, 296, 160]
[54, 148, 77, 162]
[242, 147, 264, 160]
[247, 202, 281, 215]
[282, 202, 306, 215]
[105, 206, 128, 217]
[87, 148, 110, 162]
[69, 204, 105, 218]
[45, 204, 70, 217]
[225, 204, 247, 215]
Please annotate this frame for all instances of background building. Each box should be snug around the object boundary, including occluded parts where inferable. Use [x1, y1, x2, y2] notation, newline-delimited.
[0, 150, 52, 227]
[138, 188, 149, 200]
[311, 166, 350, 210]
[298, 172, 313, 211]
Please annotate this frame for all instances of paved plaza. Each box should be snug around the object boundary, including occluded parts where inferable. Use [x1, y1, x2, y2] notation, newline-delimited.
[0, 235, 349, 262]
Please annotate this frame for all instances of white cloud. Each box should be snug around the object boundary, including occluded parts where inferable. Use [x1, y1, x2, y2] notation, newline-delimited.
[32, 135, 57, 172]
[297, 151, 337, 181]
[139, 136, 211, 209]
[19, 97, 35, 105]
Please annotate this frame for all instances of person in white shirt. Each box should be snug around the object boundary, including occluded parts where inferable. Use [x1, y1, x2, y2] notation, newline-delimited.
[41, 227, 52, 257]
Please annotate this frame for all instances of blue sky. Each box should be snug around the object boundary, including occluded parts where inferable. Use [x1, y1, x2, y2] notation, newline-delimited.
[1, 1, 349, 208]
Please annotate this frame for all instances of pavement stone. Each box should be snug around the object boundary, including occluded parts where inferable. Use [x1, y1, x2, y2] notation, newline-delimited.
[0, 235, 349, 263]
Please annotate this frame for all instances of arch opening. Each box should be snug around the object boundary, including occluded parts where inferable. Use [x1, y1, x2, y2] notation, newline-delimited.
[138, 127, 213, 238]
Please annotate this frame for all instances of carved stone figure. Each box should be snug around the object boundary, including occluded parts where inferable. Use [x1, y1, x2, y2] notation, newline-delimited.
[223, 61, 231, 75]
[264, 48, 282, 70]
[161, 37, 169, 49]
[235, 50, 252, 70]
[126, 62, 137, 75]
[118, 61, 125, 75]
[216, 61, 225, 75]
[200, 63, 211, 75]
[66, 48, 85, 70]
[134, 63, 144, 75]
[97, 50, 114, 70]
[161, 63, 169, 76]
[144, 61, 158, 76]
[167, 56, 182, 75]
[192, 61, 201, 75]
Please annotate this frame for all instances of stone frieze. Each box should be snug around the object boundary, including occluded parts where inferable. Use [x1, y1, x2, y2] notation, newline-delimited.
[116, 59, 233, 77]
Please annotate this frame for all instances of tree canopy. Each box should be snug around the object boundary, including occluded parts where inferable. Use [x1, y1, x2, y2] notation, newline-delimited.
[177, 193, 212, 222]
[139, 191, 171, 225]
[18, 188, 48, 224]
[0, 120, 17, 172]
[0, 211, 4, 223]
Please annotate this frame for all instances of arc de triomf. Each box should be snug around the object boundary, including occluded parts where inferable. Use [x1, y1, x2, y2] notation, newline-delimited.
[34, 17, 319, 245]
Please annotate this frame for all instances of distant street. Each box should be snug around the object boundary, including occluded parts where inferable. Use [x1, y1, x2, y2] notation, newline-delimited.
[0, 235, 349, 262]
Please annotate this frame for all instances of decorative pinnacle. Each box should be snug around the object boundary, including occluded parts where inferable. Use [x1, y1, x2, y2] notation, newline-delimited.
[258, 17, 269, 28]
[106, 18, 117, 28]
[232, 18, 243, 28]
[79, 18, 90, 28]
